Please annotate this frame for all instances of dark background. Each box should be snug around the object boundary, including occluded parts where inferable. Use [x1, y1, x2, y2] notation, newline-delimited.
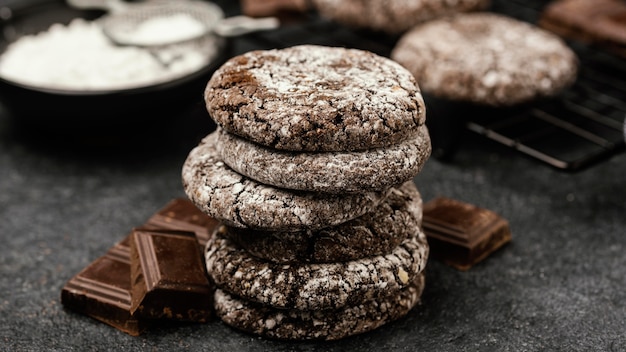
[1, 0, 625, 351]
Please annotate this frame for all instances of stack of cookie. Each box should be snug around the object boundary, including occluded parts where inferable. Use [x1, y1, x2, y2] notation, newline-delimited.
[182, 45, 432, 340]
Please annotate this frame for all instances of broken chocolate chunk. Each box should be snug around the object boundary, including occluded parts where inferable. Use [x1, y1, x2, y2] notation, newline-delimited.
[129, 229, 213, 322]
[61, 235, 150, 336]
[61, 198, 220, 335]
[422, 197, 512, 271]
[143, 197, 220, 248]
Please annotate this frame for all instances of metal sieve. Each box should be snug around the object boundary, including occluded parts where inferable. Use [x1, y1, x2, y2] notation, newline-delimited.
[66, 0, 279, 46]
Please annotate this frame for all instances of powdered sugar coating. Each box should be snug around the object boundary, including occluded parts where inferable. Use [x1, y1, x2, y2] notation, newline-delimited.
[222, 181, 423, 263]
[182, 132, 388, 231]
[312, 0, 491, 34]
[205, 45, 425, 152]
[391, 13, 579, 106]
[216, 126, 431, 193]
[205, 226, 429, 310]
[213, 273, 425, 340]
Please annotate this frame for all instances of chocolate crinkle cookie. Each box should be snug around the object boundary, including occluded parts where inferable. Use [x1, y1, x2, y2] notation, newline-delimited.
[213, 273, 426, 341]
[219, 181, 423, 263]
[204, 45, 426, 152]
[391, 12, 579, 106]
[205, 228, 429, 311]
[311, 0, 491, 34]
[215, 126, 431, 193]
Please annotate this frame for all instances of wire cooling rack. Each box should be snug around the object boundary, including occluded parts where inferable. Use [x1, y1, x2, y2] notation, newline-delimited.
[468, 0, 626, 170]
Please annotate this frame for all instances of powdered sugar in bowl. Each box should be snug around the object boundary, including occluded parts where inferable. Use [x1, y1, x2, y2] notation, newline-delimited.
[0, 0, 228, 134]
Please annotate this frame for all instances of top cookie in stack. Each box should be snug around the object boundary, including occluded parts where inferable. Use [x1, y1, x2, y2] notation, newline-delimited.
[182, 45, 431, 340]
[205, 44, 426, 153]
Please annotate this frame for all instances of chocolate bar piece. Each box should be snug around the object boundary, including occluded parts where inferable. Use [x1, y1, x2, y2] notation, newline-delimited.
[539, 0, 626, 57]
[422, 197, 512, 271]
[61, 198, 219, 335]
[61, 235, 150, 336]
[129, 229, 213, 322]
[143, 198, 219, 248]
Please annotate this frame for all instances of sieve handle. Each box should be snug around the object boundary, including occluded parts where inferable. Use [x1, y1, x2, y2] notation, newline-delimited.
[213, 15, 280, 37]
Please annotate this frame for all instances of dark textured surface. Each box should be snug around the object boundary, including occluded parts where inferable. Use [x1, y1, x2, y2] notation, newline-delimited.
[3, 105, 625, 351]
[1, 0, 626, 351]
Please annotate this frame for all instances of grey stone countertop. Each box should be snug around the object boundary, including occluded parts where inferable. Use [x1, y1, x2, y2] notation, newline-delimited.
[1, 100, 624, 351]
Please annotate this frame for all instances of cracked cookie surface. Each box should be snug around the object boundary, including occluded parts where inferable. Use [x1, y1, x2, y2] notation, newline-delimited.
[182, 132, 388, 231]
[213, 273, 425, 341]
[221, 181, 423, 263]
[205, 225, 429, 310]
[312, 0, 490, 34]
[205, 45, 425, 152]
[216, 126, 431, 193]
[391, 13, 579, 106]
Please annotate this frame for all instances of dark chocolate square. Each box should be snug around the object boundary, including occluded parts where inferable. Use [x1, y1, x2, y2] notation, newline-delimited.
[143, 198, 219, 248]
[129, 229, 214, 322]
[61, 198, 220, 335]
[422, 197, 512, 271]
[61, 235, 150, 336]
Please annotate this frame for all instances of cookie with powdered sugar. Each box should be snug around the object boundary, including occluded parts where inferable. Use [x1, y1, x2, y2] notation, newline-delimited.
[213, 273, 425, 341]
[221, 181, 423, 263]
[311, 0, 491, 34]
[205, 45, 425, 152]
[182, 132, 388, 231]
[205, 226, 429, 311]
[391, 12, 579, 106]
[215, 126, 431, 193]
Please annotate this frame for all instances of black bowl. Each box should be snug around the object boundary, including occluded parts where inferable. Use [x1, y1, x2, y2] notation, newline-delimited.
[0, 0, 229, 135]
